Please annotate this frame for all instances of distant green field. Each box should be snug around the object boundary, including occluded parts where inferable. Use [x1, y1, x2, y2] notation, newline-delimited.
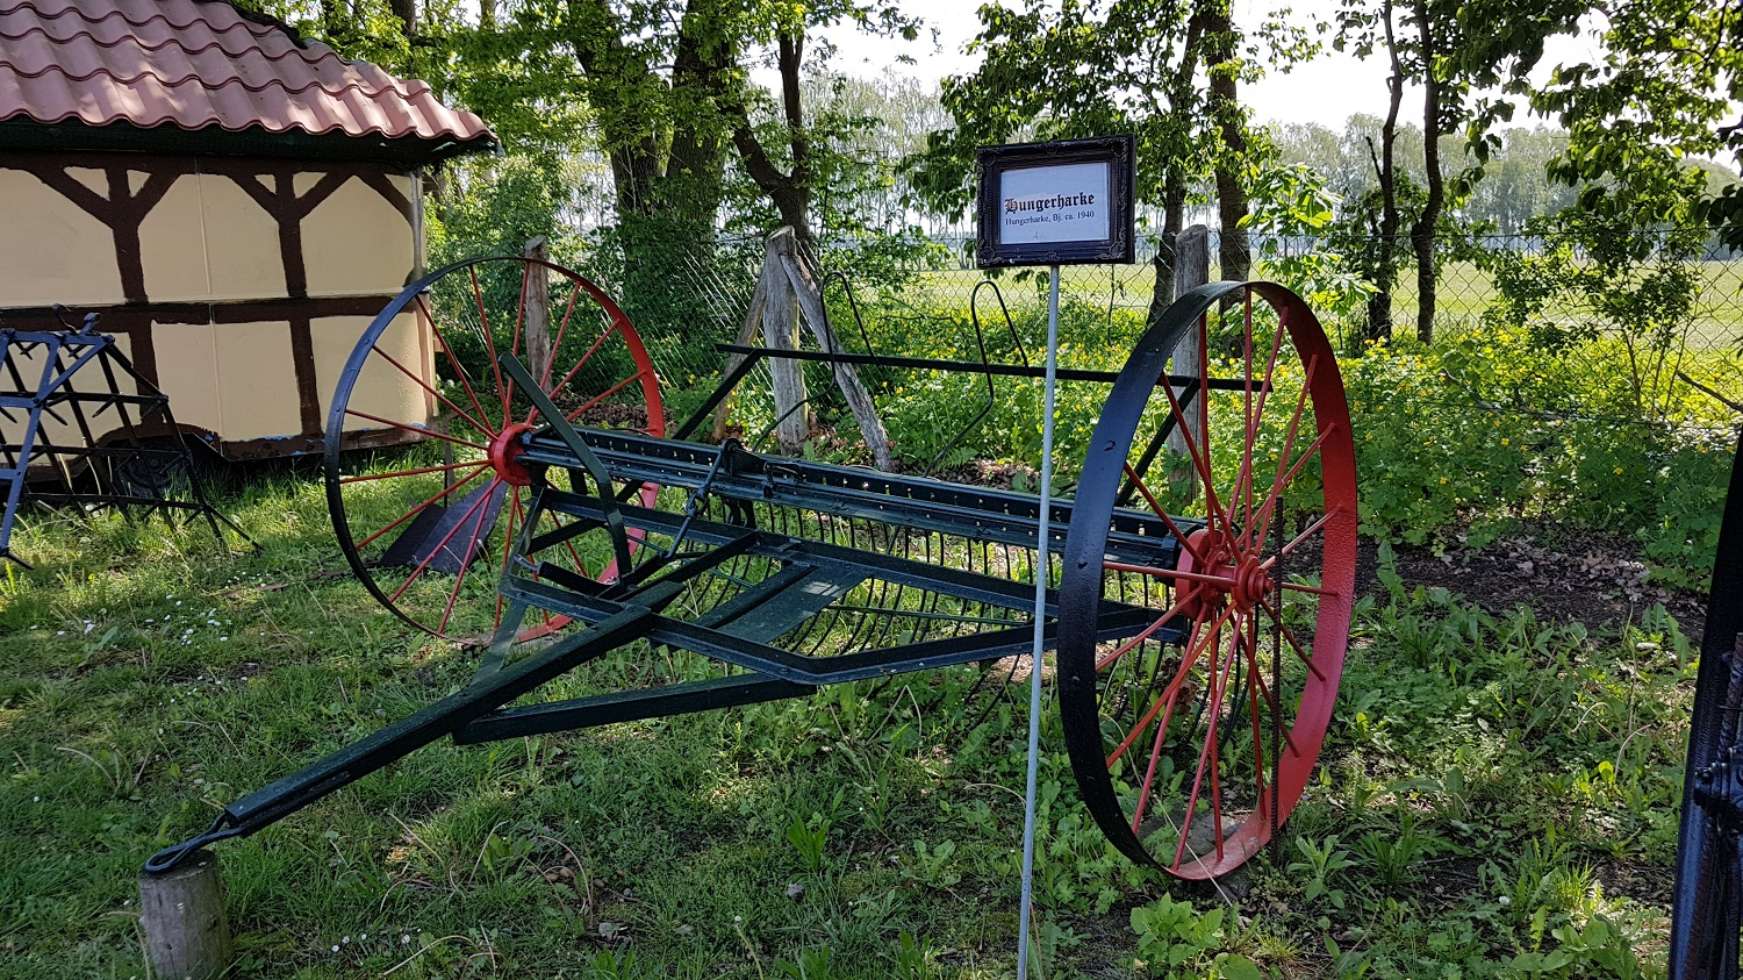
[855, 257, 1743, 351]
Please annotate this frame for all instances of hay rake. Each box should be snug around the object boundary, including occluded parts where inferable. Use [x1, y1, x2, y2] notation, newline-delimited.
[147, 255, 1356, 882]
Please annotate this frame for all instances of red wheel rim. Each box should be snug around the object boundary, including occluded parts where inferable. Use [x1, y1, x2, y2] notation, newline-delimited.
[325, 255, 664, 642]
[1058, 281, 1357, 879]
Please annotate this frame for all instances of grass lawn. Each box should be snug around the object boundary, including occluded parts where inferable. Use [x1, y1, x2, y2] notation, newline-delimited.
[0, 465, 1696, 979]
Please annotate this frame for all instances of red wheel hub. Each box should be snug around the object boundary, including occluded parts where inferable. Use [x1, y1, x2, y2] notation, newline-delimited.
[1176, 527, 1274, 615]
[488, 422, 535, 487]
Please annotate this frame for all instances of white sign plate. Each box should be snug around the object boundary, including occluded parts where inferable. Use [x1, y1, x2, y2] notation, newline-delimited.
[998, 162, 1112, 246]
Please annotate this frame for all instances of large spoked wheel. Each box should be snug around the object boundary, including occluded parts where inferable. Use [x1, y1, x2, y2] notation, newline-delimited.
[1058, 281, 1357, 879]
[324, 255, 664, 641]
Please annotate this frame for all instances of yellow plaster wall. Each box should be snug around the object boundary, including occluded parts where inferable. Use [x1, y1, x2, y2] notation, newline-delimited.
[314, 312, 432, 432]
[151, 321, 222, 435]
[2, 156, 429, 454]
[0, 168, 125, 306]
[301, 177, 416, 298]
[213, 322, 305, 440]
[138, 175, 212, 303]
[197, 173, 288, 302]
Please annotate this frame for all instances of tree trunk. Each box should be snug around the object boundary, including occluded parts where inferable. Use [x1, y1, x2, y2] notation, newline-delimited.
[727, 29, 815, 250]
[1203, 2, 1250, 284]
[578, 1, 734, 334]
[390, 0, 414, 35]
[1409, 0, 1443, 344]
[1146, 178, 1189, 327]
[1367, 0, 1403, 343]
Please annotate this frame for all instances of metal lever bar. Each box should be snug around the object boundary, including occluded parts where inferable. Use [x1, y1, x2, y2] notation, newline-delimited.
[714, 344, 1251, 388]
[498, 352, 632, 577]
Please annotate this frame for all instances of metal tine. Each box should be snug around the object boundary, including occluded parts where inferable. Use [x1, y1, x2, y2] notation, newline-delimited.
[923, 278, 1026, 477]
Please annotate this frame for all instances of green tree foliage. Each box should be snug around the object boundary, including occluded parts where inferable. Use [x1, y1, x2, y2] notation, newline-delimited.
[911, 0, 1219, 240]
[1456, 0, 1738, 237]
[910, 0, 1305, 341]
[1443, 0, 1741, 382]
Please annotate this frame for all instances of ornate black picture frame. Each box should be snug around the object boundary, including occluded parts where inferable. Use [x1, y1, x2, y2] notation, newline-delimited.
[975, 135, 1136, 269]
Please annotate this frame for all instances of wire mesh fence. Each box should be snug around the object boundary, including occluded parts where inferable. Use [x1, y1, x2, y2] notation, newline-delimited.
[570, 226, 1742, 453]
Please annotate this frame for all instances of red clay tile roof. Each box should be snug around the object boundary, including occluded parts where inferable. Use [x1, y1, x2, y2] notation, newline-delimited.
[0, 0, 494, 158]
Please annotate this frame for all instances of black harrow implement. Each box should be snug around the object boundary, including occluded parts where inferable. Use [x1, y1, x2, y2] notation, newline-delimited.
[148, 256, 1358, 881]
[0, 310, 248, 568]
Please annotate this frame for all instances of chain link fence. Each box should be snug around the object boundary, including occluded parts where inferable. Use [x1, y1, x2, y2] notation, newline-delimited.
[522, 223, 1741, 577]
[570, 227, 1742, 440]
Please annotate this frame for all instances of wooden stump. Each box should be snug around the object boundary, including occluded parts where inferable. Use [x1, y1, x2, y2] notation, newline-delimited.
[139, 850, 232, 980]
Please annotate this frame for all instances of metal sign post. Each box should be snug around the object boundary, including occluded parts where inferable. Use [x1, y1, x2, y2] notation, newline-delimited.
[974, 135, 1136, 978]
[1016, 265, 1060, 978]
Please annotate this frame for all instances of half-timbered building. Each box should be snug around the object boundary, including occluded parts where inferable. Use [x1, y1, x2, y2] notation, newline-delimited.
[0, 0, 495, 458]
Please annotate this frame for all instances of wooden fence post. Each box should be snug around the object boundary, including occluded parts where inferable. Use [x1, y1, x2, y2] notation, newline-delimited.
[762, 230, 811, 453]
[780, 240, 893, 470]
[523, 236, 552, 386]
[1167, 226, 1210, 498]
[708, 227, 889, 467]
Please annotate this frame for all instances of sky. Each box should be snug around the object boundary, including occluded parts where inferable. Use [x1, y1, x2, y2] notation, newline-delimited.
[790, 0, 1608, 131]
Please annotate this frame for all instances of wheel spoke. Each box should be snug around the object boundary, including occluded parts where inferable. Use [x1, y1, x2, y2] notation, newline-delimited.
[354, 463, 490, 550]
[1158, 350, 1232, 535]
[390, 477, 502, 603]
[1104, 560, 1234, 591]
[1121, 463, 1208, 564]
[1096, 583, 1203, 671]
[438, 476, 499, 634]
[544, 505, 593, 582]
[370, 343, 493, 437]
[1221, 308, 1293, 540]
[1173, 615, 1238, 868]
[511, 263, 530, 362]
[340, 460, 486, 485]
[537, 281, 584, 391]
[534, 315, 626, 425]
[1256, 594, 1326, 682]
[1106, 603, 1237, 767]
[1248, 422, 1335, 552]
[494, 486, 522, 627]
[344, 409, 488, 452]
[1262, 509, 1340, 569]
[1239, 354, 1318, 549]
[1248, 660, 1304, 757]
[1131, 653, 1187, 833]
[416, 295, 494, 433]
[469, 266, 509, 417]
[1242, 610, 1271, 819]
[565, 368, 651, 423]
[1240, 289, 1256, 533]
[1128, 610, 1222, 829]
